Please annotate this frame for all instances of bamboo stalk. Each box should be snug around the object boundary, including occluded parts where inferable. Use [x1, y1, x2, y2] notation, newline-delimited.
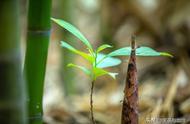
[0, 0, 27, 123]
[121, 36, 138, 124]
[24, 0, 52, 123]
[58, 0, 76, 96]
[100, 0, 115, 46]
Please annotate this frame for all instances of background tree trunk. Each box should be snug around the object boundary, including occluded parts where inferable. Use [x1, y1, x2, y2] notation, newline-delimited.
[0, 0, 27, 123]
[58, 0, 76, 96]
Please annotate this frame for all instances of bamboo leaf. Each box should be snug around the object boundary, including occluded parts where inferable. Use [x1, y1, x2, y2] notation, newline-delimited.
[136, 47, 173, 57]
[160, 52, 173, 57]
[97, 44, 112, 53]
[60, 41, 94, 62]
[107, 46, 173, 57]
[136, 47, 159, 56]
[108, 47, 131, 57]
[93, 67, 117, 79]
[51, 18, 93, 50]
[93, 67, 107, 78]
[96, 53, 121, 68]
[67, 63, 91, 76]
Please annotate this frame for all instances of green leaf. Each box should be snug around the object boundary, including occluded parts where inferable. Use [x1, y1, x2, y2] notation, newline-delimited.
[96, 53, 121, 68]
[107, 46, 173, 57]
[96, 44, 112, 53]
[60, 41, 94, 63]
[67, 63, 91, 76]
[107, 47, 131, 57]
[136, 47, 173, 57]
[93, 67, 117, 80]
[160, 52, 173, 58]
[51, 18, 93, 51]
[135, 47, 160, 56]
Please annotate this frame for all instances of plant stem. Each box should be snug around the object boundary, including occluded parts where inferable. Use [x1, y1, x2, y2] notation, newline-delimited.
[121, 35, 138, 124]
[24, 0, 52, 123]
[90, 80, 96, 124]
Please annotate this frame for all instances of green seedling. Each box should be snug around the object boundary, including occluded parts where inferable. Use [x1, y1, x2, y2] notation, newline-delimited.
[51, 18, 173, 124]
[51, 18, 123, 124]
[107, 36, 172, 124]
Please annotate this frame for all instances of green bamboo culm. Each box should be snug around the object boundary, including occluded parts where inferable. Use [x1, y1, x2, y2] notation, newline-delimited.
[59, 0, 76, 96]
[24, 0, 52, 123]
[0, 0, 27, 123]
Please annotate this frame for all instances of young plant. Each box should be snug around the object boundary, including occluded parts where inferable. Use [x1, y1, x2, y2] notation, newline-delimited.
[51, 18, 173, 124]
[105, 36, 172, 124]
[51, 18, 122, 124]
